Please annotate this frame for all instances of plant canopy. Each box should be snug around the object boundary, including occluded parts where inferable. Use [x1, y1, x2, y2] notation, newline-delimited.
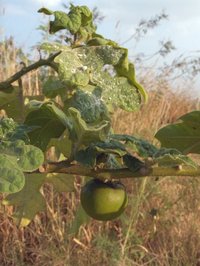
[0, 4, 200, 227]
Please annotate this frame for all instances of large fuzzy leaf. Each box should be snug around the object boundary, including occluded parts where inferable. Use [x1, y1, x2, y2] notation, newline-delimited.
[0, 119, 44, 193]
[41, 42, 147, 112]
[0, 117, 31, 143]
[76, 45, 147, 111]
[0, 154, 25, 193]
[68, 107, 110, 146]
[153, 147, 198, 169]
[155, 111, 200, 154]
[40, 43, 90, 87]
[75, 140, 126, 167]
[0, 140, 44, 172]
[38, 5, 95, 40]
[24, 101, 71, 151]
[3, 174, 46, 227]
[64, 88, 109, 124]
[0, 87, 44, 122]
[42, 77, 67, 98]
[123, 154, 145, 172]
[48, 130, 72, 158]
[0, 86, 25, 122]
[154, 154, 198, 169]
[111, 134, 158, 157]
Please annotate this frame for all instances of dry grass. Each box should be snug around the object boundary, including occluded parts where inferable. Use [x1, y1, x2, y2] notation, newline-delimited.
[1, 38, 200, 265]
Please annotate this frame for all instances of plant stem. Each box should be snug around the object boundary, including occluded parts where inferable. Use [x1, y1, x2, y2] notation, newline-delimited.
[37, 161, 200, 179]
[0, 51, 61, 90]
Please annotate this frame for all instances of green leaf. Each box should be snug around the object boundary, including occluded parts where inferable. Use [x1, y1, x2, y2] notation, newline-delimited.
[0, 154, 25, 193]
[40, 43, 147, 112]
[48, 130, 72, 158]
[0, 117, 17, 139]
[0, 117, 30, 143]
[18, 145, 44, 172]
[123, 154, 145, 172]
[87, 36, 118, 47]
[3, 173, 46, 227]
[24, 101, 71, 151]
[0, 119, 44, 193]
[111, 134, 158, 157]
[75, 140, 126, 168]
[77, 45, 143, 111]
[154, 148, 181, 157]
[41, 43, 90, 87]
[0, 140, 44, 172]
[75, 147, 97, 167]
[42, 77, 66, 98]
[50, 11, 78, 34]
[68, 107, 110, 146]
[0, 86, 24, 122]
[38, 7, 53, 15]
[105, 154, 122, 169]
[46, 173, 75, 193]
[39, 5, 95, 40]
[64, 88, 109, 124]
[77, 5, 92, 23]
[154, 154, 198, 169]
[115, 61, 148, 103]
[94, 140, 127, 156]
[155, 111, 200, 154]
[25, 99, 43, 110]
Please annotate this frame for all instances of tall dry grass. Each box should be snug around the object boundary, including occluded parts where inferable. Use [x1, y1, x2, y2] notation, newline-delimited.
[1, 38, 200, 265]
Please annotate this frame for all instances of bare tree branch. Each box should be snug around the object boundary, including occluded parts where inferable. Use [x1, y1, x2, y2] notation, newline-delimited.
[0, 51, 61, 90]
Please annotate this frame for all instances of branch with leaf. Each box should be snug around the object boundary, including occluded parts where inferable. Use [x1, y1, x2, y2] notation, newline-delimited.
[0, 51, 61, 90]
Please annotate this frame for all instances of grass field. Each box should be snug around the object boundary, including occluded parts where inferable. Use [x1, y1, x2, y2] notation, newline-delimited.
[1, 38, 200, 266]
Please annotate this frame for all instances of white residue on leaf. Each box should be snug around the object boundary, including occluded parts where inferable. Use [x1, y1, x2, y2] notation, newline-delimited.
[82, 66, 88, 71]
[71, 68, 76, 74]
[77, 53, 86, 59]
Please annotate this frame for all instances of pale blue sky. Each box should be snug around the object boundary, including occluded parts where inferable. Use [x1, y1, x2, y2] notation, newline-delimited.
[1, 0, 200, 57]
[1, 0, 200, 94]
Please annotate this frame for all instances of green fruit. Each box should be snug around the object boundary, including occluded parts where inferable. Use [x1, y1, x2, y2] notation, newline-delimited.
[80, 179, 128, 221]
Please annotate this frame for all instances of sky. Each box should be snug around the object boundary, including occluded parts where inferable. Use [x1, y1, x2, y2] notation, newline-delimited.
[1, 0, 200, 54]
[0, 0, 200, 92]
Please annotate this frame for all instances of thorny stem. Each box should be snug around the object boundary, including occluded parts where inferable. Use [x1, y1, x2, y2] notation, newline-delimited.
[0, 51, 61, 90]
[37, 160, 200, 179]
